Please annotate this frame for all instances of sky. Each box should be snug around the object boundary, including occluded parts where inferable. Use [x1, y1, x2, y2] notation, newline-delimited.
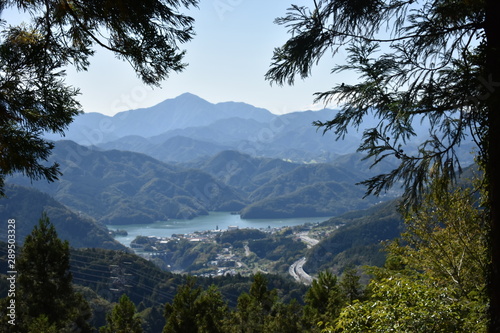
[3, 1, 350, 116]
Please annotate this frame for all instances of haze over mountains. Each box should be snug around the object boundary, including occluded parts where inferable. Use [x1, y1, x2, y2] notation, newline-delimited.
[45, 93, 362, 163]
[3, 93, 476, 250]
[7, 141, 391, 224]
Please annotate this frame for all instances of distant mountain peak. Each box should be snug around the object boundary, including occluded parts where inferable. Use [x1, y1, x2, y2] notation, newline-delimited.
[176, 92, 203, 99]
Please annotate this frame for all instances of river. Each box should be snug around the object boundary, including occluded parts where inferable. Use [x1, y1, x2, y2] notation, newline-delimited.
[107, 212, 328, 248]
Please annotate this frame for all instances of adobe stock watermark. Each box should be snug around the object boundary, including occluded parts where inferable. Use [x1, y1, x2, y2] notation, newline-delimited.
[6, 218, 17, 326]
[110, 85, 150, 116]
[65, 84, 151, 163]
[467, 74, 500, 105]
[213, 0, 244, 20]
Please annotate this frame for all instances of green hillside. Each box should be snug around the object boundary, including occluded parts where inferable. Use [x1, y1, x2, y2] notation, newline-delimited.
[8, 141, 244, 224]
[8, 142, 398, 220]
[0, 184, 125, 250]
[305, 200, 403, 274]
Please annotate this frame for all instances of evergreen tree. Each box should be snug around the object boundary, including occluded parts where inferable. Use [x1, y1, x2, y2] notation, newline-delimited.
[16, 213, 91, 332]
[194, 285, 229, 333]
[302, 271, 343, 331]
[163, 276, 202, 333]
[0, 0, 197, 195]
[230, 273, 278, 333]
[100, 294, 143, 333]
[263, 300, 303, 333]
[27, 315, 58, 333]
[163, 278, 229, 333]
[339, 268, 363, 305]
[266, 1, 500, 329]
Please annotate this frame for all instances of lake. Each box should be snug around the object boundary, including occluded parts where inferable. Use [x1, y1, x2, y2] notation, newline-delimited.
[107, 212, 328, 248]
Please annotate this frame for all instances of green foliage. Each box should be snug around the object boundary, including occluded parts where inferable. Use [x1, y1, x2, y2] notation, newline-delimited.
[305, 200, 402, 274]
[10, 214, 91, 331]
[337, 273, 485, 333]
[163, 277, 229, 333]
[193, 285, 230, 333]
[27, 315, 58, 333]
[0, 184, 125, 250]
[0, 0, 197, 195]
[400, 177, 488, 297]
[229, 273, 280, 333]
[339, 268, 363, 305]
[217, 229, 267, 245]
[303, 271, 344, 331]
[100, 294, 143, 333]
[249, 237, 306, 261]
[139, 306, 166, 333]
[335, 176, 488, 332]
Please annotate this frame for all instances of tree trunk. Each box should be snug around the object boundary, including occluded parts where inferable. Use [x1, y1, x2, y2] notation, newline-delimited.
[485, 0, 500, 331]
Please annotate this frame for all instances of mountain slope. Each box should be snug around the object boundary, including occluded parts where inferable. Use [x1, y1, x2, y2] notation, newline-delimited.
[98, 135, 233, 163]
[127, 108, 356, 163]
[305, 199, 403, 274]
[0, 184, 125, 250]
[193, 150, 394, 218]
[44, 93, 276, 145]
[7, 141, 244, 224]
[240, 181, 377, 218]
[44, 93, 366, 163]
[195, 150, 300, 193]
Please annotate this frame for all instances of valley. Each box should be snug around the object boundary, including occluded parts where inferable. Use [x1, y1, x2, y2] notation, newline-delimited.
[0, 93, 479, 332]
[2, 94, 410, 285]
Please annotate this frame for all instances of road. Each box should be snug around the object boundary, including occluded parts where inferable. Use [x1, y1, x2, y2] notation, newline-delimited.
[289, 257, 313, 285]
[298, 232, 320, 248]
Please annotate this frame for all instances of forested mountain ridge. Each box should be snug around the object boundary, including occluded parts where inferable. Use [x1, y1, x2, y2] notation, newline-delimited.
[7, 142, 397, 221]
[0, 184, 125, 250]
[305, 199, 403, 274]
[7, 141, 245, 224]
[193, 150, 396, 218]
[44, 93, 360, 163]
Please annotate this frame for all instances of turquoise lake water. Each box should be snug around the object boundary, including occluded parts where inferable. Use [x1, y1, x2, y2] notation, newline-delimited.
[107, 212, 328, 247]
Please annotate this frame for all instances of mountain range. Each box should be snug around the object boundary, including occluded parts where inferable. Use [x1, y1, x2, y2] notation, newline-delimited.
[43, 93, 477, 166]
[6, 141, 396, 224]
[44, 93, 364, 163]
[0, 184, 125, 250]
[7, 92, 475, 226]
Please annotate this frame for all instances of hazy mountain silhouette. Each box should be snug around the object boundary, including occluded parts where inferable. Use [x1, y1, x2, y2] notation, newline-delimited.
[44, 93, 276, 145]
[43, 93, 367, 162]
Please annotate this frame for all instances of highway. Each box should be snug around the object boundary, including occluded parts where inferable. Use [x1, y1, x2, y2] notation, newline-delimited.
[289, 257, 313, 285]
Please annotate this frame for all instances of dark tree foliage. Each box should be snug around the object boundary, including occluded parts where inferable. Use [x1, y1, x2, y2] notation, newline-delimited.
[231, 273, 279, 333]
[163, 277, 229, 333]
[267, 0, 486, 203]
[0, 0, 197, 195]
[100, 294, 143, 333]
[16, 213, 91, 331]
[303, 271, 343, 331]
[266, 1, 500, 330]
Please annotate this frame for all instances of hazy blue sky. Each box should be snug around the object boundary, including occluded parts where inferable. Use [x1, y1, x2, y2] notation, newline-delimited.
[6, 1, 350, 116]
